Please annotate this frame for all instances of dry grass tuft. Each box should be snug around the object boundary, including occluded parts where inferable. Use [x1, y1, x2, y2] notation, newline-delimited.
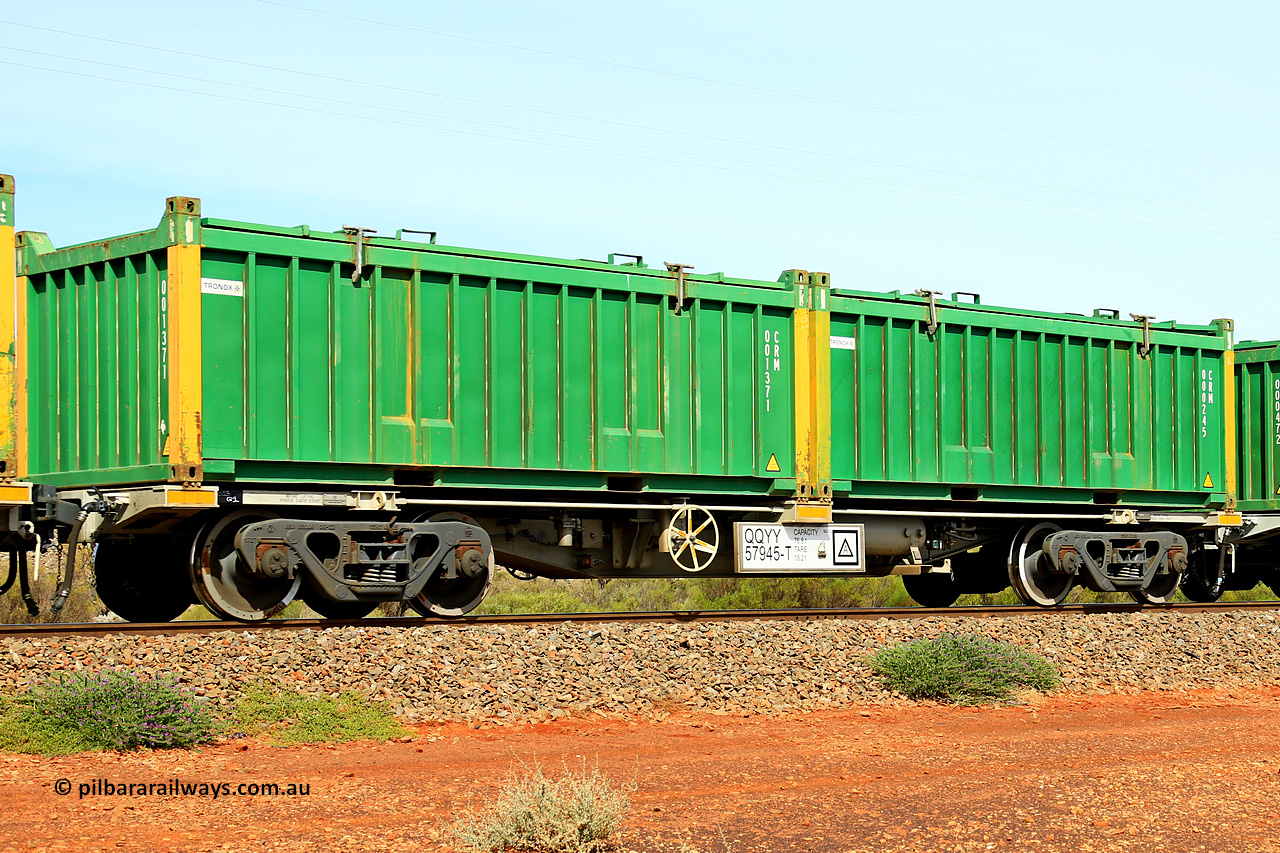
[453, 760, 632, 853]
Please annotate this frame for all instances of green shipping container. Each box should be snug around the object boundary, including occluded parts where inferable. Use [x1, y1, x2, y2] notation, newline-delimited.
[16, 198, 802, 496]
[1233, 340, 1280, 510]
[827, 290, 1234, 508]
[12, 192, 1236, 513]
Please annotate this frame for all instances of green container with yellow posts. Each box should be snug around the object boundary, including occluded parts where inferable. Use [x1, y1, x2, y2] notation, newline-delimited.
[0, 182, 1257, 622]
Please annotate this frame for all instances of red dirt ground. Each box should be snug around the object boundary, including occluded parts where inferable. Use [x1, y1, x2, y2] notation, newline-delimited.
[5, 687, 1280, 853]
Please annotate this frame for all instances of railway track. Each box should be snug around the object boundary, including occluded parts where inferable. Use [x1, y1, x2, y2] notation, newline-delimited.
[4, 599, 1279, 639]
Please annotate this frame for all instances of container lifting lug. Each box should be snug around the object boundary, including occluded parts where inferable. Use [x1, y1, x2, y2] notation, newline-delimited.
[343, 226, 377, 284]
[915, 289, 943, 335]
[1130, 313, 1155, 358]
[665, 262, 694, 314]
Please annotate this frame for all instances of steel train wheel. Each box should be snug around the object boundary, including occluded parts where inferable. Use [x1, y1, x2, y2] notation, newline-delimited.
[902, 572, 961, 608]
[949, 545, 1013, 596]
[94, 538, 194, 623]
[189, 510, 299, 622]
[407, 559, 492, 618]
[406, 511, 492, 618]
[1129, 570, 1182, 605]
[1007, 522, 1072, 607]
[300, 576, 377, 620]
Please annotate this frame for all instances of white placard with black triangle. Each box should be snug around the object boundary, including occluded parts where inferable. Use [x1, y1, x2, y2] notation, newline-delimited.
[832, 527, 863, 569]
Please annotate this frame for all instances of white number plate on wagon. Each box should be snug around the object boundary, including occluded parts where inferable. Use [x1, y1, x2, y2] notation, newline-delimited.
[734, 523, 865, 573]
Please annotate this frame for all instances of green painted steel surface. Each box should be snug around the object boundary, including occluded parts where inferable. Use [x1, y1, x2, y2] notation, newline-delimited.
[828, 290, 1232, 507]
[20, 213, 798, 493]
[1234, 341, 1280, 510]
[16, 203, 1236, 510]
[198, 225, 796, 492]
[20, 233, 173, 485]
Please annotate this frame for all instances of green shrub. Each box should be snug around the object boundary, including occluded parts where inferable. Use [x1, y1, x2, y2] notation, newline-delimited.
[479, 586, 594, 615]
[0, 670, 218, 754]
[230, 683, 406, 744]
[453, 762, 632, 853]
[476, 572, 918, 615]
[869, 633, 1059, 704]
[0, 694, 96, 755]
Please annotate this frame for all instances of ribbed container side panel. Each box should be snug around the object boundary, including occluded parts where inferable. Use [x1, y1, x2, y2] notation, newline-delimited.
[198, 231, 795, 487]
[27, 253, 168, 480]
[1234, 343, 1280, 509]
[829, 295, 1228, 506]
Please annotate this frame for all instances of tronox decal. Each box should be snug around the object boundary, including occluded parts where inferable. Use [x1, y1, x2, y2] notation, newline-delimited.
[201, 277, 244, 297]
[829, 335, 856, 350]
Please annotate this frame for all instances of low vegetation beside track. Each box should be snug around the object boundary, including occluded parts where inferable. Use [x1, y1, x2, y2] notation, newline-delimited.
[0, 670, 406, 755]
[473, 571, 1279, 615]
[3, 608, 1277, 735]
[3, 551, 1276, 625]
[869, 634, 1060, 704]
[452, 761, 633, 853]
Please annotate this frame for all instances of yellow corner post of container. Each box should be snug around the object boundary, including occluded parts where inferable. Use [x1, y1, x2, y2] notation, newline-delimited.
[166, 196, 204, 484]
[0, 174, 17, 478]
[808, 272, 832, 500]
[790, 270, 813, 496]
[790, 270, 833, 501]
[1224, 347, 1237, 509]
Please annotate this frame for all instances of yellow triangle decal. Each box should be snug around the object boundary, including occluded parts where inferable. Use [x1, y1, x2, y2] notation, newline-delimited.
[1275, 484, 1280, 496]
[1203, 473, 1214, 489]
[765, 453, 781, 473]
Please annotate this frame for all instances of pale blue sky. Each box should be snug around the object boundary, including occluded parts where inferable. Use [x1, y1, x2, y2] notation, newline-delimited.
[3, 1, 1277, 339]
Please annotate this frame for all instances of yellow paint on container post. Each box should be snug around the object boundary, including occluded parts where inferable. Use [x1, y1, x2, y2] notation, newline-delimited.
[1223, 349, 1237, 508]
[0, 175, 15, 477]
[791, 273, 812, 492]
[789, 270, 834, 501]
[13, 270, 24, 479]
[810, 273, 832, 498]
[167, 239, 203, 483]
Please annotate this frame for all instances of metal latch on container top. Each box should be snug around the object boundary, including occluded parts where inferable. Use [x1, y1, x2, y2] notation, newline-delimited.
[343, 226, 377, 283]
[914, 289, 942, 335]
[1130, 313, 1154, 358]
[665, 262, 693, 314]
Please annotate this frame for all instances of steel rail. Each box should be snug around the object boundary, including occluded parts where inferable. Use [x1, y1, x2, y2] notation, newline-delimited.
[4, 600, 1278, 639]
